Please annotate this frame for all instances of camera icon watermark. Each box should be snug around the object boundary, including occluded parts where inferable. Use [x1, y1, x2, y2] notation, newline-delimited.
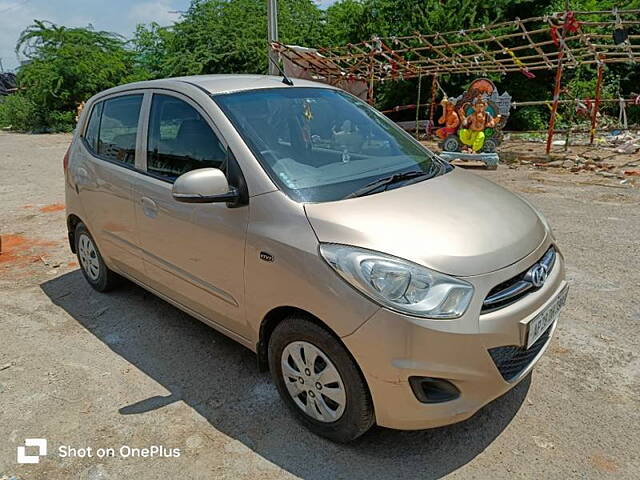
[17, 439, 47, 464]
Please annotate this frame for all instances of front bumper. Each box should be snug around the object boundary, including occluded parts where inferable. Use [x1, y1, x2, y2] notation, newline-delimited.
[342, 240, 567, 430]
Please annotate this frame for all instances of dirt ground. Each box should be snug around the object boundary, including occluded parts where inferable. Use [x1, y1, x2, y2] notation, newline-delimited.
[1, 131, 639, 479]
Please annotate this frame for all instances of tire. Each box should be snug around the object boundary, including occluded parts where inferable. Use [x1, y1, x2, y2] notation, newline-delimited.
[268, 315, 375, 443]
[442, 134, 461, 152]
[483, 138, 499, 153]
[75, 223, 120, 292]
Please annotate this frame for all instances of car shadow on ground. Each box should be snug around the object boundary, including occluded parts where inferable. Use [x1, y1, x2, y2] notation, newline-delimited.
[41, 270, 530, 480]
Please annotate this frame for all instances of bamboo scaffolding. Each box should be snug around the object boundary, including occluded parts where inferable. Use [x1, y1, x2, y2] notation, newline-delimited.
[273, 8, 639, 82]
[272, 8, 640, 149]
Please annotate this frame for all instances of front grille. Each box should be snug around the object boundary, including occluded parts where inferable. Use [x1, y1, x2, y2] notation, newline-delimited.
[482, 246, 556, 313]
[488, 325, 551, 381]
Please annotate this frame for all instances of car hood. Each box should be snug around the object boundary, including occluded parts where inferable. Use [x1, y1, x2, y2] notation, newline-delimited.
[304, 167, 547, 276]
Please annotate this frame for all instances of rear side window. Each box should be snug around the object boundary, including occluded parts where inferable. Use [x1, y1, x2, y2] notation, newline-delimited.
[94, 95, 143, 165]
[147, 94, 226, 180]
[84, 101, 103, 151]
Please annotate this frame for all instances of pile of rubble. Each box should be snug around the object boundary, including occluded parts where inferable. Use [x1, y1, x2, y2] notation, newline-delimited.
[529, 156, 640, 181]
[608, 131, 640, 155]
[497, 133, 640, 185]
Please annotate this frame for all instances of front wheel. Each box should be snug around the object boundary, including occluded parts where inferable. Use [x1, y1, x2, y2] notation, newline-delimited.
[268, 315, 375, 442]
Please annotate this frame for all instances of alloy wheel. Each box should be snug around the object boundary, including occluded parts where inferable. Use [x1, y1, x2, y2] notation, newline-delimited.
[280, 341, 346, 423]
[78, 233, 100, 281]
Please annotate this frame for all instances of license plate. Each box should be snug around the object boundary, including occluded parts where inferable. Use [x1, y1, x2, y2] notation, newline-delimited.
[526, 286, 568, 349]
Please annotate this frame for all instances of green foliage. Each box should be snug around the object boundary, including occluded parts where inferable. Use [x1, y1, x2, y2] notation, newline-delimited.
[324, 0, 533, 41]
[154, 0, 327, 77]
[0, 93, 39, 131]
[131, 22, 174, 79]
[324, 0, 367, 45]
[509, 107, 549, 131]
[3, 0, 639, 132]
[12, 20, 147, 131]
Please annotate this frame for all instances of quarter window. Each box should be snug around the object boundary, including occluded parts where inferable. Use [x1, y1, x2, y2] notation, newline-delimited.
[84, 101, 103, 152]
[96, 95, 143, 165]
[147, 94, 226, 180]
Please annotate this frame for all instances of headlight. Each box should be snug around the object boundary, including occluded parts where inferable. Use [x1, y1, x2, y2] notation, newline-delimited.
[320, 244, 474, 319]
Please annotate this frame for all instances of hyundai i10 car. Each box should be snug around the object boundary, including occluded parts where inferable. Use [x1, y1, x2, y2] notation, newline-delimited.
[64, 74, 568, 442]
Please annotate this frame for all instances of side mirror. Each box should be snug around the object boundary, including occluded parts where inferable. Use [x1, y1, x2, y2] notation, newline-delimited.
[172, 168, 239, 204]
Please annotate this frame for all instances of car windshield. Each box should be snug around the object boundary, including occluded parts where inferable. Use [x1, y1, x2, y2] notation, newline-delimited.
[214, 87, 449, 202]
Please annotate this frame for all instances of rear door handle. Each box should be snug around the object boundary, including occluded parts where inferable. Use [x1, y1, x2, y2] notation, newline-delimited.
[141, 196, 158, 219]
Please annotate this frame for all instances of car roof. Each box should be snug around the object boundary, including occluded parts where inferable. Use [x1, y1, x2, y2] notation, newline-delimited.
[94, 74, 337, 99]
[180, 74, 337, 94]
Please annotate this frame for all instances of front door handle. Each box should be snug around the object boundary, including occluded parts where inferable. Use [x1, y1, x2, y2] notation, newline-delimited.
[141, 196, 158, 219]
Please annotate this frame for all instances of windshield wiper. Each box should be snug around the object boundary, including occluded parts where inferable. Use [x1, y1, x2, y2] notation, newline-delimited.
[343, 170, 432, 199]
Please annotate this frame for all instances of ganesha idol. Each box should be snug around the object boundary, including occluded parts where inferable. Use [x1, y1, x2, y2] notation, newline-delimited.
[435, 79, 511, 167]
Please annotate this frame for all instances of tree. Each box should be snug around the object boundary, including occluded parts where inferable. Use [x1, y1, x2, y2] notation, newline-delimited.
[156, 0, 327, 77]
[324, 0, 368, 45]
[325, 0, 538, 43]
[11, 21, 145, 131]
[3, 0, 638, 132]
[131, 22, 174, 79]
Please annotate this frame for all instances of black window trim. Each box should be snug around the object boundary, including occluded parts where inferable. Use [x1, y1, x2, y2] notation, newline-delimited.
[142, 89, 231, 185]
[81, 100, 102, 156]
[80, 87, 243, 192]
[81, 91, 145, 171]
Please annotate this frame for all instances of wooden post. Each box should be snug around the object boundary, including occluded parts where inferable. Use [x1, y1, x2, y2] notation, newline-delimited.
[546, 59, 566, 154]
[428, 74, 438, 140]
[590, 63, 604, 145]
[545, 6, 570, 155]
[415, 71, 423, 139]
[267, 0, 279, 75]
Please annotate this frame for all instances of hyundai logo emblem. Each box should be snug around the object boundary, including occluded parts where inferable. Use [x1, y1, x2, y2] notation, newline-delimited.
[526, 264, 548, 288]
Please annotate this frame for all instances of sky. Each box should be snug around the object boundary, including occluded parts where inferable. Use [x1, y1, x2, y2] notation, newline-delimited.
[0, 0, 336, 71]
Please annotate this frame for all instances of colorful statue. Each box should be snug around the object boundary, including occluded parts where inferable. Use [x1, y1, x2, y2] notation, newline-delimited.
[458, 98, 501, 153]
[436, 78, 511, 157]
[435, 98, 460, 140]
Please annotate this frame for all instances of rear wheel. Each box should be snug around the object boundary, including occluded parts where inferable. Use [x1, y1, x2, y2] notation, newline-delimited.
[268, 315, 375, 442]
[75, 223, 120, 292]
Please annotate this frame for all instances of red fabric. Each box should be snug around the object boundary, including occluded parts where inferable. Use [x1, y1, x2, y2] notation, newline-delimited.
[436, 127, 457, 139]
[565, 11, 580, 34]
[550, 27, 560, 47]
[550, 12, 580, 48]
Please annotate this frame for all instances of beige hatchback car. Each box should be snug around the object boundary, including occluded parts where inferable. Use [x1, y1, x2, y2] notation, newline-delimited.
[65, 75, 568, 442]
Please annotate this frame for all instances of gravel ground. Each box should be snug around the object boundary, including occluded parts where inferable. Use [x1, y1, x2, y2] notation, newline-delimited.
[1, 131, 639, 479]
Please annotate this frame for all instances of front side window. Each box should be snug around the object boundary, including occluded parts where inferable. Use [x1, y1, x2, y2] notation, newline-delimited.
[214, 87, 448, 202]
[97, 95, 143, 165]
[147, 94, 227, 180]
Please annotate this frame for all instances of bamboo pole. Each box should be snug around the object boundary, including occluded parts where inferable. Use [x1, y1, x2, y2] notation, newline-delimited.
[545, 61, 565, 154]
[415, 71, 423, 139]
[590, 63, 604, 145]
[545, 4, 571, 155]
[428, 74, 438, 140]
